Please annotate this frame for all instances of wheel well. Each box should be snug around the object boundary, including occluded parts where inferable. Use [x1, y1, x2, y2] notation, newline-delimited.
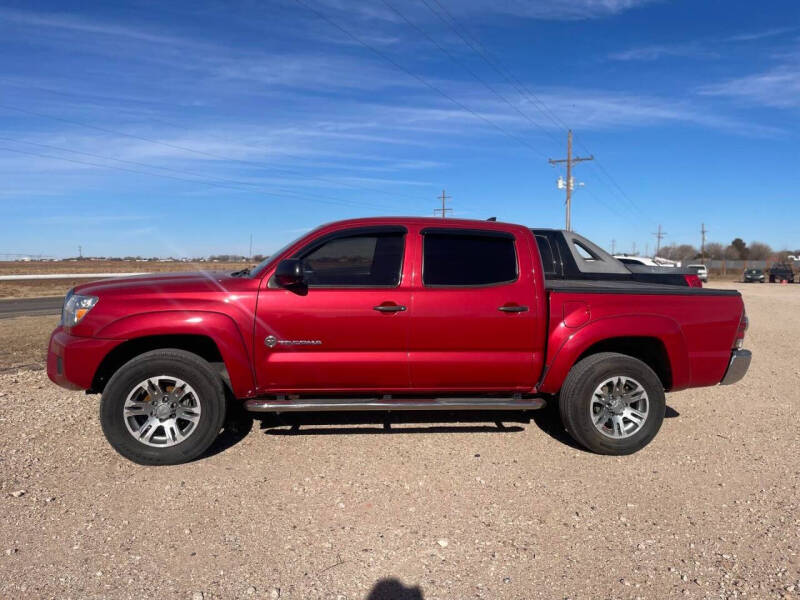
[91, 335, 225, 393]
[577, 336, 672, 390]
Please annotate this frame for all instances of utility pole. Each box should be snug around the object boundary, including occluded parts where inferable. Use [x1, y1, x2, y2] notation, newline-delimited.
[549, 129, 593, 231]
[652, 224, 666, 256]
[611, 239, 616, 254]
[78, 245, 82, 259]
[632, 241, 637, 256]
[433, 189, 452, 218]
[248, 234, 253, 262]
[700, 223, 707, 262]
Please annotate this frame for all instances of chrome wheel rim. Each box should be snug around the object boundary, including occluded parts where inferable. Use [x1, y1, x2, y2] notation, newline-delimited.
[590, 376, 649, 439]
[123, 376, 202, 447]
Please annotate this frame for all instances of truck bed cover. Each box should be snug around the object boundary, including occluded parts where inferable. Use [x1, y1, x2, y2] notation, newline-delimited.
[545, 279, 741, 296]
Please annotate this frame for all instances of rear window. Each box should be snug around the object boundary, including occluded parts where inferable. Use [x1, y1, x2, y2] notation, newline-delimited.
[535, 235, 560, 276]
[423, 231, 517, 286]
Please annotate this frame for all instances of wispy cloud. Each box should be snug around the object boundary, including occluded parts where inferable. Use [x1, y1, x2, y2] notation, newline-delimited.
[609, 27, 797, 62]
[320, 0, 658, 21]
[0, 7, 203, 48]
[609, 43, 718, 61]
[698, 65, 800, 109]
[725, 27, 797, 42]
[31, 215, 151, 226]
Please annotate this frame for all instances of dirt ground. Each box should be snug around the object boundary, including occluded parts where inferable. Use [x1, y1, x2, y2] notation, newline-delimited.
[0, 282, 798, 599]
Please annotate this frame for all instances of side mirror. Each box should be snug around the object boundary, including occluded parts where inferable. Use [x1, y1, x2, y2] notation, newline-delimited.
[274, 258, 305, 288]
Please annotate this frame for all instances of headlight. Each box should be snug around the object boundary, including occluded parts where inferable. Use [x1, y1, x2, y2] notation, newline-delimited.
[62, 291, 98, 327]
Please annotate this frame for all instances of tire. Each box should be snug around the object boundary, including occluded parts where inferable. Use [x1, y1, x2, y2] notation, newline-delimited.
[558, 352, 665, 455]
[100, 349, 227, 465]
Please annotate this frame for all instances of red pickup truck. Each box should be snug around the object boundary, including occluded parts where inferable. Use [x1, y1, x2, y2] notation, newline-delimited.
[47, 217, 751, 465]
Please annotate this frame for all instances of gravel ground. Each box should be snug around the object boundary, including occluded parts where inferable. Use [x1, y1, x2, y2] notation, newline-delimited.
[1, 282, 798, 599]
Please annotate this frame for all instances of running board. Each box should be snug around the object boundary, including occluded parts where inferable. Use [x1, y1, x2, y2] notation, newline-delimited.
[244, 397, 546, 413]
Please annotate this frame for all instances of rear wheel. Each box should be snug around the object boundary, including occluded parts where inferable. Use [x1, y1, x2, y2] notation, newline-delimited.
[559, 352, 665, 455]
[100, 349, 226, 465]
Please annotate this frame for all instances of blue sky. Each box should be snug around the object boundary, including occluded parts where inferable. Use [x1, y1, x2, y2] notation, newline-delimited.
[0, 0, 798, 258]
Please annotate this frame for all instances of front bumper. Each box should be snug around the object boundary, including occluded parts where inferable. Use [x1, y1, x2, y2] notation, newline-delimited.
[47, 327, 123, 391]
[720, 349, 752, 385]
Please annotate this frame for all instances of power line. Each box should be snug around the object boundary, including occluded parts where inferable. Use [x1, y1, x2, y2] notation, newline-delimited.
[421, 0, 565, 138]
[548, 130, 593, 231]
[653, 224, 667, 256]
[701, 222, 708, 262]
[570, 132, 654, 224]
[291, 0, 549, 159]
[380, 0, 556, 159]
[420, 0, 654, 225]
[433, 189, 452, 218]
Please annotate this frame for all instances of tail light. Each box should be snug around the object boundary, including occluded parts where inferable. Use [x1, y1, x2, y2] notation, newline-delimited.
[684, 274, 703, 288]
[734, 312, 748, 349]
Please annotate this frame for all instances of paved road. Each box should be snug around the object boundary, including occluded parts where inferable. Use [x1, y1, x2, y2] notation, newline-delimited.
[0, 296, 63, 319]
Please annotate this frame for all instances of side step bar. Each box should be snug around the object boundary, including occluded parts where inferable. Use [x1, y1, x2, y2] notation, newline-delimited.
[244, 397, 546, 413]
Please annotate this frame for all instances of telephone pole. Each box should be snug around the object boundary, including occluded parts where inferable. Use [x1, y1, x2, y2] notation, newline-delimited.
[549, 129, 593, 231]
[248, 234, 253, 261]
[700, 223, 707, 262]
[78, 245, 82, 259]
[652, 224, 666, 256]
[434, 189, 452, 218]
[611, 239, 616, 254]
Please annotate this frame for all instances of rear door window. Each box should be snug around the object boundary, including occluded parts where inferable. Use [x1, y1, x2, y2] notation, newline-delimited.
[422, 230, 517, 286]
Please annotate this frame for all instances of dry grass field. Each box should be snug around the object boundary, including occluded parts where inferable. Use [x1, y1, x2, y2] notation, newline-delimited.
[0, 261, 247, 298]
[1, 282, 798, 599]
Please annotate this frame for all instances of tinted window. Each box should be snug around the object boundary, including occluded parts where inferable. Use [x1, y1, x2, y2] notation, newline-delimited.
[423, 232, 517, 286]
[300, 233, 404, 286]
[535, 235, 559, 276]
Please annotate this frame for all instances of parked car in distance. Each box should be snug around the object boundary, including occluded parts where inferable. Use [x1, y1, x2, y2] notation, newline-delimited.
[687, 264, 709, 282]
[743, 268, 765, 283]
[48, 217, 751, 465]
[614, 255, 659, 267]
[768, 263, 795, 283]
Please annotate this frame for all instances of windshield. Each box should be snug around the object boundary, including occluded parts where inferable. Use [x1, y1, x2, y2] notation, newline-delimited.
[249, 229, 319, 278]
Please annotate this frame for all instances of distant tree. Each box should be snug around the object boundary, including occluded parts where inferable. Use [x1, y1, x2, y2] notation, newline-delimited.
[747, 241, 772, 260]
[657, 243, 698, 263]
[252, 254, 267, 262]
[704, 242, 725, 260]
[674, 244, 698, 264]
[724, 245, 740, 260]
[730, 238, 749, 259]
[655, 243, 677, 260]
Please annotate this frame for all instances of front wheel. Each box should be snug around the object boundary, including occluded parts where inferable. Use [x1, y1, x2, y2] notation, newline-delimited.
[100, 349, 226, 465]
[559, 352, 665, 455]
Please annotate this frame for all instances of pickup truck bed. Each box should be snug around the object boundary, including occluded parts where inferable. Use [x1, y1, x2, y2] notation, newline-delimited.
[544, 280, 737, 294]
[48, 216, 750, 465]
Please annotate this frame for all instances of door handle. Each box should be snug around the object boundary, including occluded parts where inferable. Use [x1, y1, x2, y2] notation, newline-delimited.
[498, 305, 528, 313]
[373, 303, 407, 313]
